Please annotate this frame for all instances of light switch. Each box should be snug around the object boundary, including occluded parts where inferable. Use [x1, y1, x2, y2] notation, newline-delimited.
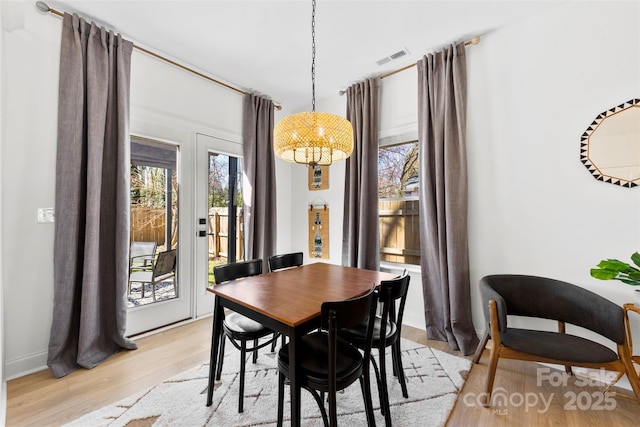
[37, 207, 55, 223]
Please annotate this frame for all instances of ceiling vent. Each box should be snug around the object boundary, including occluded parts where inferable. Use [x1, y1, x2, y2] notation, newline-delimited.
[376, 48, 410, 66]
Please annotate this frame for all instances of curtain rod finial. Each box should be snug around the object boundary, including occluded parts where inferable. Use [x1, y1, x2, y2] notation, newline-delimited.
[36, 1, 50, 13]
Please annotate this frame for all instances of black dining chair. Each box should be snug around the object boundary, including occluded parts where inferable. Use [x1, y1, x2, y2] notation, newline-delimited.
[268, 251, 304, 272]
[339, 273, 411, 427]
[276, 286, 378, 427]
[213, 259, 277, 413]
[267, 251, 304, 351]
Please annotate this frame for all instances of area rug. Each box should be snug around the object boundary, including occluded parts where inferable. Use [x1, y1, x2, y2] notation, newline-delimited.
[65, 339, 471, 426]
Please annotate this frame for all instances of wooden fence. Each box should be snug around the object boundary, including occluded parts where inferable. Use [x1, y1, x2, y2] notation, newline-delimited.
[379, 199, 420, 265]
[131, 206, 166, 246]
[132, 202, 417, 265]
[208, 208, 244, 261]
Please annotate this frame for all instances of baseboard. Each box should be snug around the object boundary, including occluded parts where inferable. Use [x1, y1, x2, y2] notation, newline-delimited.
[402, 312, 424, 330]
[4, 350, 48, 381]
[0, 381, 6, 427]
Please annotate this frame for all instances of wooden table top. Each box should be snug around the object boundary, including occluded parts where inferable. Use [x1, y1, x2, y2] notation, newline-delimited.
[207, 262, 396, 327]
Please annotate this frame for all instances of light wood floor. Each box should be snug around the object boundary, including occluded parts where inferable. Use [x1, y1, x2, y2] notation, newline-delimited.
[6, 318, 640, 426]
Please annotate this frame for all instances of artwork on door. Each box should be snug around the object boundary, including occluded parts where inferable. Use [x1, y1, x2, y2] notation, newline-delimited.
[308, 165, 329, 190]
[308, 205, 329, 259]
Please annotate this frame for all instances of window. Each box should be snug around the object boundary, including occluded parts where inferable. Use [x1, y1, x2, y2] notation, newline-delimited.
[129, 138, 179, 307]
[207, 151, 244, 287]
[378, 141, 420, 265]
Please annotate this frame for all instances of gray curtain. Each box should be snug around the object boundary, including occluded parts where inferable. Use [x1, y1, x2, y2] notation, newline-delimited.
[47, 13, 137, 378]
[342, 78, 380, 270]
[417, 43, 478, 355]
[242, 93, 277, 261]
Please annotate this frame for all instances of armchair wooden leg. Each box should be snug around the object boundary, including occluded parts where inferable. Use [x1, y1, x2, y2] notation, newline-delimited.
[484, 300, 502, 407]
[618, 343, 640, 403]
[473, 330, 489, 364]
[558, 322, 573, 375]
[483, 344, 500, 407]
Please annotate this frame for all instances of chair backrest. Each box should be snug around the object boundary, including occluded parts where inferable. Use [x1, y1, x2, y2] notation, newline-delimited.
[268, 252, 303, 272]
[379, 266, 407, 279]
[322, 286, 377, 334]
[321, 287, 377, 401]
[130, 241, 157, 259]
[214, 259, 263, 284]
[479, 274, 625, 344]
[152, 249, 177, 280]
[378, 273, 411, 337]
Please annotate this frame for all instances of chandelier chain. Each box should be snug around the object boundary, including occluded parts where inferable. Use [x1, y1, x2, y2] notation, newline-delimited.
[311, 0, 316, 112]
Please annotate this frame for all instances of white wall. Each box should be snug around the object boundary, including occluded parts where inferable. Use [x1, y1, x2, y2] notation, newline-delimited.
[2, 2, 60, 380]
[0, 2, 6, 424]
[0, 3, 294, 379]
[466, 1, 640, 342]
[294, 1, 640, 345]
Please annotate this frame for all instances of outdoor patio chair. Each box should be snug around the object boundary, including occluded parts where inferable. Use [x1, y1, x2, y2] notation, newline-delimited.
[128, 249, 177, 302]
[129, 241, 157, 272]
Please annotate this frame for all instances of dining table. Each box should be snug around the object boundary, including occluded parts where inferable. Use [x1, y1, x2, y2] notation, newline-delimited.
[205, 261, 396, 426]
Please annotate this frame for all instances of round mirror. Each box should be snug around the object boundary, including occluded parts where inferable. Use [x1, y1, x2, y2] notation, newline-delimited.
[580, 99, 640, 188]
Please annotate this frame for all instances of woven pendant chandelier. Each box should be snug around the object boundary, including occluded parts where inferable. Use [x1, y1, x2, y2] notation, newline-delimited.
[273, 0, 353, 167]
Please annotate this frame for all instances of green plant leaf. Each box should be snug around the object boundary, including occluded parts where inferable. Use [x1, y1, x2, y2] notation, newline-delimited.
[631, 252, 640, 269]
[590, 268, 619, 280]
[619, 278, 640, 286]
[597, 259, 631, 271]
[628, 270, 640, 280]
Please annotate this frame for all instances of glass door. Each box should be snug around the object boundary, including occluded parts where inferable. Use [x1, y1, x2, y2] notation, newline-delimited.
[126, 136, 191, 335]
[195, 133, 244, 317]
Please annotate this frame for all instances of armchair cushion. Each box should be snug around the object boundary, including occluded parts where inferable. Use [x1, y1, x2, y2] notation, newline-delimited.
[501, 328, 619, 363]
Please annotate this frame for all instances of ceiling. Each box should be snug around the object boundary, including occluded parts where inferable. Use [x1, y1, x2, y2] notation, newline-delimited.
[44, 0, 565, 111]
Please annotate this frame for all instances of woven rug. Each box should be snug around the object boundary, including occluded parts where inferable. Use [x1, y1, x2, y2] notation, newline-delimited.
[65, 338, 471, 426]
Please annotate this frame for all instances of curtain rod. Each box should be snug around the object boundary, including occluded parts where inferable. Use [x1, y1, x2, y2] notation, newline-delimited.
[338, 35, 480, 95]
[35, 1, 283, 110]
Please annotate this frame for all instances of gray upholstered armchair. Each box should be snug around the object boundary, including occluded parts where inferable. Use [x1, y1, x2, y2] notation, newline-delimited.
[473, 274, 640, 405]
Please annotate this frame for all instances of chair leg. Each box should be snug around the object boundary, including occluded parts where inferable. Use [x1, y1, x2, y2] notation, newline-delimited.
[391, 343, 398, 377]
[359, 375, 376, 427]
[483, 342, 501, 407]
[216, 337, 226, 380]
[239, 341, 247, 413]
[379, 348, 391, 427]
[369, 355, 384, 414]
[472, 330, 489, 364]
[328, 388, 337, 427]
[307, 389, 329, 427]
[392, 340, 408, 399]
[277, 372, 285, 427]
[252, 339, 259, 363]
